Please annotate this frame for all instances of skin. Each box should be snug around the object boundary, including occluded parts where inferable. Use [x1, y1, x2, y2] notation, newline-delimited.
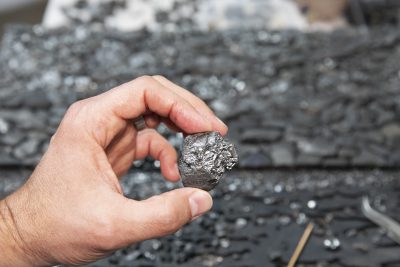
[0, 75, 228, 266]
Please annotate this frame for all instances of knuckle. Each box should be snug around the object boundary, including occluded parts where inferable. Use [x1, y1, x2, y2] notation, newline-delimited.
[59, 100, 93, 139]
[153, 75, 167, 81]
[66, 100, 86, 116]
[135, 75, 154, 86]
[144, 128, 158, 138]
[63, 101, 86, 126]
[168, 100, 181, 122]
[63, 100, 90, 124]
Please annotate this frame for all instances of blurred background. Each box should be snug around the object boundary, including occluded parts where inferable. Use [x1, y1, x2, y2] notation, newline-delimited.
[1, 0, 400, 35]
[0, 0, 47, 35]
[1, 1, 400, 267]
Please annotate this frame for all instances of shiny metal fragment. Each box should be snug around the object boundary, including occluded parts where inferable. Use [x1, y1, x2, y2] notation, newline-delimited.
[361, 197, 400, 245]
[179, 131, 238, 191]
[323, 237, 341, 251]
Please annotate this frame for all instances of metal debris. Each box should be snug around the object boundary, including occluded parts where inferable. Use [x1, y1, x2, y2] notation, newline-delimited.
[361, 197, 400, 245]
[179, 132, 238, 191]
[323, 237, 341, 251]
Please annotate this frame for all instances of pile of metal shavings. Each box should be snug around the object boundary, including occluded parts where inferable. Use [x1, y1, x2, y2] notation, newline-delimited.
[4, 170, 398, 267]
[179, 132, 238, 191]
[2, 25, 400, 169]
[81, 169, 398, 267]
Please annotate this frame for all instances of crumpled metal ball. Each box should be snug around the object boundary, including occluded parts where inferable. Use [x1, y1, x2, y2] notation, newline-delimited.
[179, 131, 238, 191]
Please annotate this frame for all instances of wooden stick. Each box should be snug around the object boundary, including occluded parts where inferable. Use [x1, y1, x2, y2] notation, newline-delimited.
[287, 222, 314, 267]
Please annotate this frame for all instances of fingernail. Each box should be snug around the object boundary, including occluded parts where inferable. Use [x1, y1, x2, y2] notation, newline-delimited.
[217, 117, 228, 129]
[204, 118, 213, 131]
[189, 191, 213, 218]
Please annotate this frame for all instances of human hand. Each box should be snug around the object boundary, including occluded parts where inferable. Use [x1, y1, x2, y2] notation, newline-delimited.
[0, 76, 227, 266]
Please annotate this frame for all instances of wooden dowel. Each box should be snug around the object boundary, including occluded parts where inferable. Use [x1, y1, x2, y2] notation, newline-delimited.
[287, 222, 314, 267]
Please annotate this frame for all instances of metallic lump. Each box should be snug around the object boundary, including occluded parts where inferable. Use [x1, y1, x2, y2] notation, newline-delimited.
[179, 131, 238, 191]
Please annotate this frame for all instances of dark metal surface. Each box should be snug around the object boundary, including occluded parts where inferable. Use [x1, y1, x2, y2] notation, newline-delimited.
[2, 169, 400, 267]
[2, 26, 400, 168]
[78, 170, 400, 266]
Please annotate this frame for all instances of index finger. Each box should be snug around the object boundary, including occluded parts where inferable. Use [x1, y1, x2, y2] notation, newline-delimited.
[96, 76, 213, 134]
[152, 75, 228, 135]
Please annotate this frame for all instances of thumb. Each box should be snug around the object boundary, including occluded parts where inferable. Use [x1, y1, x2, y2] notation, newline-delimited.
[118, 188, 213, 243]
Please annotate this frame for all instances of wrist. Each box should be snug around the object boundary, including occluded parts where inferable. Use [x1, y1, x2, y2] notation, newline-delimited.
[0, 198, 34, 267]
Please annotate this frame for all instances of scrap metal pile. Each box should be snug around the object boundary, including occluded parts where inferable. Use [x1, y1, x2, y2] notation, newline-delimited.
[1, 1, 400, 266]
[2, 25, 400, 168]
[1, 168, 399, 267]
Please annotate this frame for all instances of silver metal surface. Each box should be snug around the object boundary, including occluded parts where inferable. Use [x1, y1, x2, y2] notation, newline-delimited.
[179, 131, 238, 191]
[361, 196, 400, 245]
